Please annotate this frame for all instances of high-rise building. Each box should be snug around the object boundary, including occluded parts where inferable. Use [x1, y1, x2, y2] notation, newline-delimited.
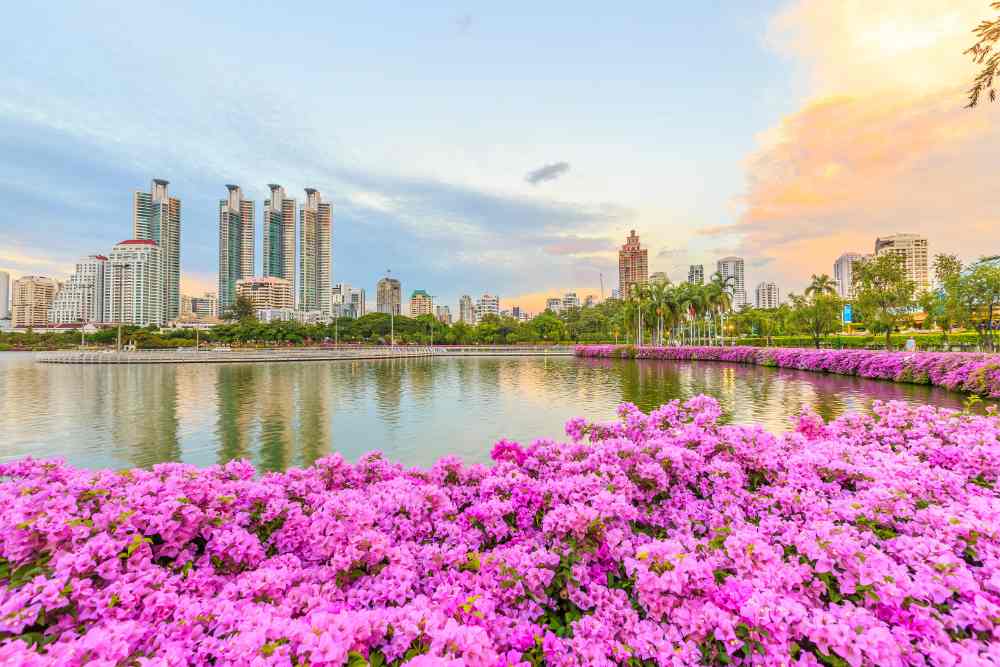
[611, 288, 621, 300]
[687, 265, 704, 285]
[299, 188, 332, 314]
[458, 295, 475, 324]
[218, 185, 255, 313]
[0, 270, 10, 320]
[833, 252, 869, 300]
[105, 240, 164, 326]
[410, 289, 433, 317]
[435, 305, 452, 324]
[717, 256, 747, 308]
[754, 281, 780, 309]
[190, 293, 218, 319]
[583, 295, 595, 308]
[332, 283, 365, 318]
[511, 306, 529, 321]
[874, 234, 929, 293]
[546, 297, 563, 314]
[476, 294, 500, 321]
[263, 184, 296, 285]
[562, 292, 580, 310]
[49, 255, 108, 324]
[133, 179, 180, 320]
[618, 230, 648, 298]
[236, 277, 294, 311]
[11, 276, 57, 328]
[377, 277, 402, 315]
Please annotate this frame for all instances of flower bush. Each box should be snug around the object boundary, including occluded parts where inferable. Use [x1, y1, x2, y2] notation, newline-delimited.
[2, 397, 1000, 665]
[576, 345, 1000, 398]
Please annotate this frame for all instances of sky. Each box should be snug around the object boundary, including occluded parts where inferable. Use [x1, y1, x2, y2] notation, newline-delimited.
[1, 0, 997, 314]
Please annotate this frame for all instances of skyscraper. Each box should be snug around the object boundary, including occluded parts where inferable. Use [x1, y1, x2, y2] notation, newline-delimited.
[299, 188, 332, 314]
[687, 264, 704, 285]
[218, 184, 256, 313]
[435, 305, 452, 324]
[263, 184, 296, 285]
[105, 240, 164, 326]
[834, 252, 869, 300]
[754, 281, 780, 309]
[458, 294, 475, 324]
[0, 270, 9, 320]
[236, 277, 294, 311]
[410, 289, 433, 316]
[874, 234, 929, 293]
[332, 283, 365, 318]
[11, 276, 57, 328]
[717, 256, 747, 308]
[133, 179, 180, 320]
[476, 294, 500, 320]
[377, 277, 402, 315]
[562, 292, 580, 309]
[618, 230, 648, 298]
[49, 255, 108, 324]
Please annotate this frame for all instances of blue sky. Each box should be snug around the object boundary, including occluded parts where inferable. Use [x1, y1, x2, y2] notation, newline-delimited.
[0, 0, 886, 311]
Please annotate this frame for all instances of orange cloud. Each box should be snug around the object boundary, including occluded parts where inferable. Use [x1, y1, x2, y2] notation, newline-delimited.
[735, 0, 999, 291]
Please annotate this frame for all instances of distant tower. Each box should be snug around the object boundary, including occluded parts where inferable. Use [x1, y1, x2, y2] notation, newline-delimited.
[717, 256, 747, 308]
[687, 264, 704, 285]
[874, 234, 929, 293]
[133, 179, 181, 320]
[458, 294, 475, 324]
[299, 188, 332, 314]
[618, 230, 648, 298]
[377, 277, 402, 315]
[218, 184, 256, 313]
[263, 184, 296, 285]
[0, 270, 10, 320]
[105, 240, 164, 326]
[834, 252, 869, 300]
[754, 281, 780, 309]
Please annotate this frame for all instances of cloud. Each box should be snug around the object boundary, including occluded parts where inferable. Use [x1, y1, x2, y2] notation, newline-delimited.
[732, 0, 1000, 292]
[525, 162, 571, 186]
[537, 235, 615, 257]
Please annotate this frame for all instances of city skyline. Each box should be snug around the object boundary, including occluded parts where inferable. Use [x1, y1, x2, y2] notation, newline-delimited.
[3, 2, 998, 314]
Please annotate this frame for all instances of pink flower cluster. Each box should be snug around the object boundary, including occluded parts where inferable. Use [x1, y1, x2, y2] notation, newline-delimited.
[577, 345, 1000, 398]
[2, 397, 1000, 665]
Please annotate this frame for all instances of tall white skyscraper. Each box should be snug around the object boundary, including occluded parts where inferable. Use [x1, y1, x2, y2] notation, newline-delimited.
[299, 188, 332, 314]
[717, 256, 747, 308]
[874, 234, 929, 293]
[105, 240, 164, 326]
[687, 265, 704, 285]
[459, 295, 475, 324]
[834, 252, 869, 300]
[263, 184, 296, 285]
[133, 179, 180, 320]
[475, 294, 500, 320]
[49, 255, 108, 324]
[218, 184, 256, 313]
[754, 281, 780, 309]
[0, 270, 9, 320]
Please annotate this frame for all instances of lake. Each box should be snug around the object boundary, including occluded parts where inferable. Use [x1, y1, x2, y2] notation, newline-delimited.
[0, 351, 980, 471]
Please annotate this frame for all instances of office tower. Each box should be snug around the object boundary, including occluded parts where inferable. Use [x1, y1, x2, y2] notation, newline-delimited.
[218, 184, 255, 313]
[688, 265, 705, 285]
[236, 277, 294, 311]
[546, 297, 564, 314]
[332, 283, 365, 318]
[754, 281, 780, 309]
[299, 188, 332, 314]
[11, 276, 57, 328]
[611, 288, 621, 300]
[49, 255, 108, 323]
[874, 234, 929, 293]
[562, 292, 580, 310]
[191, 293, 218, 319]
[133, 179, 180, 320]
[435, 305, 452, 324]
[263, 184, 296, 284]
[834, 252, 869, 300]
[0, 270, 9, 319]
[458, 294, 475, 324]
[105, 240, 164, 326]
[377, 277, 402, 315]
[475, 294, 500, 321]
[717, 256, 747, 308]
[618, 230, 648, 298]
[410, 289, 433, 316]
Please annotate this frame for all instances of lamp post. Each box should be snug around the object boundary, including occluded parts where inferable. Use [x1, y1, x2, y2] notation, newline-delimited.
[386, 269, 395, 347]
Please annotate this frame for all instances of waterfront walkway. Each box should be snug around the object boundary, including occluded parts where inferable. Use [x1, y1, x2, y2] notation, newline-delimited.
[35, 345, 575, 364]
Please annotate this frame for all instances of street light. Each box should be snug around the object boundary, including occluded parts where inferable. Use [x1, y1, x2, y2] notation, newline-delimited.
[386, 269, 395, 346]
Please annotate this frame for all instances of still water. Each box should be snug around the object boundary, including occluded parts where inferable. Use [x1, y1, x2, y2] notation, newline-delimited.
[0, 352, 980, 471]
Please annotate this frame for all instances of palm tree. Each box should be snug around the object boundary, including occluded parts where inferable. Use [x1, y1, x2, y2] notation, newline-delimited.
[706, 273, 735, 345]
[805, 274, 838, 297]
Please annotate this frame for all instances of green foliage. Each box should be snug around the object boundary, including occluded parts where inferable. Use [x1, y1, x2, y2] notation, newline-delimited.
[852, 254, 916, 350]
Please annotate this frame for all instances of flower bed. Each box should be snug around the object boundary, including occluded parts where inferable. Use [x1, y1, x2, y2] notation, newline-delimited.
[2, 398, 1000, 665]
[577, 345, 1000, 398]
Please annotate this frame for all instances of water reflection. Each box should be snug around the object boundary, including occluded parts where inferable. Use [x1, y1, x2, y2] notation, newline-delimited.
[0, 353, 988, 472]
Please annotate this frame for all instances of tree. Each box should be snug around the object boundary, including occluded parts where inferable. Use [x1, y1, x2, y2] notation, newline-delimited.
[789, 292, 842, 348]
[962, 259, 1000, 352]
[966, 2, 1000, 107]
[225, 295, 257, 322]
[805, 274, 838, 297]
[925, 254, 965, 342]
[852, 254, 916, 350]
